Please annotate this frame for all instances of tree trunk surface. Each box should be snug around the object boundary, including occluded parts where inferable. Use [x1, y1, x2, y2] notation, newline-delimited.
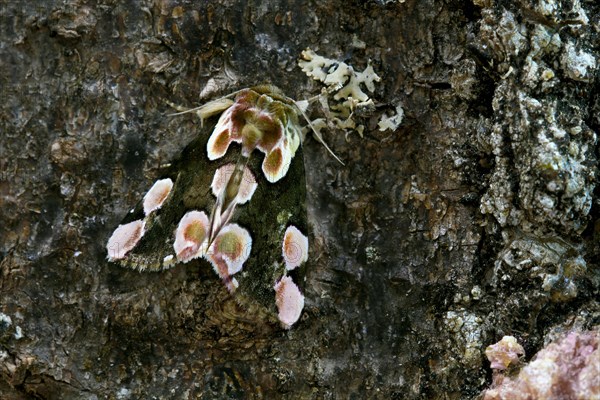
[1, 0, 598, 399]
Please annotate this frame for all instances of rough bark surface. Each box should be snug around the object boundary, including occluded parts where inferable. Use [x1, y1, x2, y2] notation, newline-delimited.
[1, 0, 598, 399]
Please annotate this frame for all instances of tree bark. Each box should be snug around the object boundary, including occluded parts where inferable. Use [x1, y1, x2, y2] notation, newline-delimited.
[1, 0, 598, 398]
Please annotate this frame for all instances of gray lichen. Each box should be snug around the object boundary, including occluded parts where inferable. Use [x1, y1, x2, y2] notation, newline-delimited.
[477, 6, 597, 235]
[494, 231, 587, 300]
[444, 310, 485, 369]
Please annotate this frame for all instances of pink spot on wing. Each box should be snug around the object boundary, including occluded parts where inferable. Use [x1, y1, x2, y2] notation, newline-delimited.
[282, 225, 308, 270]
[107, 220, 145, 260]
[274, 276, 304, 329]
[262, 143, 292, 183]
[174, 211, 209, 263]
[205, 224, 252, 276]
[207, 129, 232, 160]
[143, 178, 173, 216]
[204, 253, 238, 293]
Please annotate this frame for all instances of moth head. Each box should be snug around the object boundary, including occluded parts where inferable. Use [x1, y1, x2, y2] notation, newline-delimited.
[207, 88, 302, 183]
[274, 275, 305, 329]
[240, 123, 263, 156]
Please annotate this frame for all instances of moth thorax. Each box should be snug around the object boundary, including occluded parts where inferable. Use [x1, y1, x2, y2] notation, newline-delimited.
[223, 163, 245, 209]
[241, 123, 262, 157]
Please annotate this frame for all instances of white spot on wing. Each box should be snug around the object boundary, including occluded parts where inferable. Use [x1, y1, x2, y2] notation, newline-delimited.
[163, 254, 175, 266]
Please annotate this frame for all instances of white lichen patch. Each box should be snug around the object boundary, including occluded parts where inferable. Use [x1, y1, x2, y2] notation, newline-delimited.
[298, 48, 381, 137]
[535, 0, 589, 26]
[116, 387, 131, 400]
[473, 0, 597, 328]
[497, 11, 528, 58]
[0, 313, 24, 340]
[561, 42, 597, 82]
[14, 325, 23, 340]
[479, 84, 596, 234]
[378, 102, 404, 132]
[143, 178, 173, 216]
[0, 313, 12, 327]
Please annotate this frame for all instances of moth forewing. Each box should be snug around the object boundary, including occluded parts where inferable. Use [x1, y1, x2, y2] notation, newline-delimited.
[107, 86, 309, 328]
[107, 133, 224, 271]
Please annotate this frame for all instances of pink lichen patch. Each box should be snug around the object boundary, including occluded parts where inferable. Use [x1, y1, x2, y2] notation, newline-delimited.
[485, 336, 525, 370]
[173, 211, 209, 263]
[282, 225, 308, 270]
[274, 276, 304, 329]
[106, 220, 145, 260]
[210, 164, 257, 204]
[483, 330, 599, 400]
[143, 178, 173, 216]
[206, 224, 252, 276]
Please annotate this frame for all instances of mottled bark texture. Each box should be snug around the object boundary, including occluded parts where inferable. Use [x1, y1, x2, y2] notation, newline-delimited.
[1, 0, 598, 399]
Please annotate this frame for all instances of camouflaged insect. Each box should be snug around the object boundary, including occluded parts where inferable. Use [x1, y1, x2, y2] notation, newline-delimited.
[106, 86, 308, 328]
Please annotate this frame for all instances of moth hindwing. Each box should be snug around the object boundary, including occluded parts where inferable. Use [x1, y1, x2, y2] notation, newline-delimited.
[107, 86, 308, 328]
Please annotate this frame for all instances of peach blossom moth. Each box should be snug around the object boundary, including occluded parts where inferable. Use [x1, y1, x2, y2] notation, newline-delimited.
[106, 86, 308, 328]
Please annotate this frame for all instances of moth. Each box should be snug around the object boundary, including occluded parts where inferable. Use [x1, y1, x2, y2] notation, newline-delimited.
[106, 86, 310, 328]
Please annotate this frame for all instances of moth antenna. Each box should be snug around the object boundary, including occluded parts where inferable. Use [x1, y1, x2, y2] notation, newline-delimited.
[294, 101, 345, 165]
[165, 89, 244, 126]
